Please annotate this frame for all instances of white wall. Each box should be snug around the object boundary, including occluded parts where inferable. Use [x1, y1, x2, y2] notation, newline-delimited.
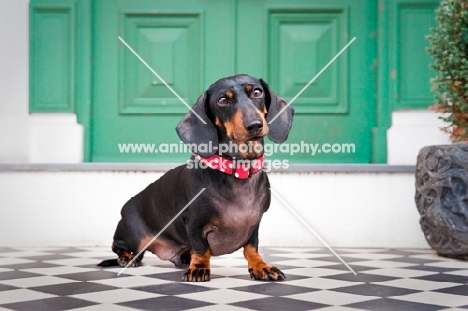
[28, 114, 84, 163]
[387, 111, 451, 165]
[0, 170, 428, 249]
[0, 0, 30, 162]
[0, 0, 29, 117]
[0, 0, 83, 163]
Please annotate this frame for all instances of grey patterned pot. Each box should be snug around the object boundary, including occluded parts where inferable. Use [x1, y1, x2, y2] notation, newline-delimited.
[415, 144, 468, 259]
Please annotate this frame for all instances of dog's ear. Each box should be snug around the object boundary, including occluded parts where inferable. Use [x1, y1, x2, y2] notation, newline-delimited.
[260, 79, 294, 143]
[176, 93, 218, 157]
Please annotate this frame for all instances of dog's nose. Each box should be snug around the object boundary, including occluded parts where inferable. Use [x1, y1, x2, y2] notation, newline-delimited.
[246, 120, 263, 135]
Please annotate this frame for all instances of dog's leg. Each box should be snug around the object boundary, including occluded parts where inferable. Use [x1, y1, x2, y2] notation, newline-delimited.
[180, 251, 192, 265]
[182, 225, 211, 282]
[111, 219, 146, 267]
[243, 226, 285, 281]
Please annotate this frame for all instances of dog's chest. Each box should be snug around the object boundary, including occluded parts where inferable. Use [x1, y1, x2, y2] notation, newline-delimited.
[204, 195, 264, 256]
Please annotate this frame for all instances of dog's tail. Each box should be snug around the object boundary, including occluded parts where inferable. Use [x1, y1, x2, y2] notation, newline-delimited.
[97, 259, 119, 267]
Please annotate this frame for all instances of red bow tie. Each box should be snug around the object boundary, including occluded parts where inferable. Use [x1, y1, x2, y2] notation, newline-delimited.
[194, 154, 264, 179]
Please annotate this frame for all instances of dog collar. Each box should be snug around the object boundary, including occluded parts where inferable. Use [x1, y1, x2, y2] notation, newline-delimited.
[193, 154, 264, 179]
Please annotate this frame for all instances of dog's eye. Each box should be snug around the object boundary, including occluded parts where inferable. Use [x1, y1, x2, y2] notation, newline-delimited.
[218, 96, 228, 104]
[252, 89, 263, 98]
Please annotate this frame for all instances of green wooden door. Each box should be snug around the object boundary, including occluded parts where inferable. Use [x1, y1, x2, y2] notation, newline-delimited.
[91, 0, 377, 163]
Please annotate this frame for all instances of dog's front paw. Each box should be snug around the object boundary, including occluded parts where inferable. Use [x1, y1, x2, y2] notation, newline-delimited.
[248, 264, 285, 281]
[182, 267, 210, 282]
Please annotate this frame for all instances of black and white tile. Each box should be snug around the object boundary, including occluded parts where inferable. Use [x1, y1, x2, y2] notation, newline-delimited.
[0, 247, 467, 310]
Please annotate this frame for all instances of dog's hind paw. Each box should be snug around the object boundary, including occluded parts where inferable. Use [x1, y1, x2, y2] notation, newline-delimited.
[117, 251, 141, 267]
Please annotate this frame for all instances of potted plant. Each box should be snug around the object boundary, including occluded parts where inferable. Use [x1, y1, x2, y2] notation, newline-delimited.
[415, 0, 468, 258]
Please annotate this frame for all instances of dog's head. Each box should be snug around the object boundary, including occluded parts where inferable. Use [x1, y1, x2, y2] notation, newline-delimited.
[176, 74, 294, 158]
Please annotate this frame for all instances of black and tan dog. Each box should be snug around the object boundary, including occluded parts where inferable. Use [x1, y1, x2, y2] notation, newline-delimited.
[99, 74, 294, 282]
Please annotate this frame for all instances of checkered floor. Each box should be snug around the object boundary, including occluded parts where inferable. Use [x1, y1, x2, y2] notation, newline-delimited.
[0, 247, 467, 311]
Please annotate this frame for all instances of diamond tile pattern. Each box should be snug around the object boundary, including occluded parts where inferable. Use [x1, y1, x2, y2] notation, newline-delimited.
[0, 247, 467, 310]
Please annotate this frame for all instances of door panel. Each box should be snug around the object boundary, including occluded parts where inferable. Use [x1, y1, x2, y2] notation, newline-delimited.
[121, 13, 202, 114]
[92, 0, 235, 162]
[237, 0, 377, 163]
[392, 1, 438, 109]
[269, 10, 347, 114]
